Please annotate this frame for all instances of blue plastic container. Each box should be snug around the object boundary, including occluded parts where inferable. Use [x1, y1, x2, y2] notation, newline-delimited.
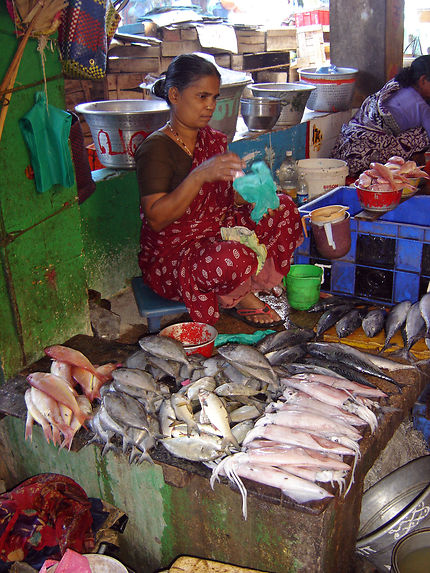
[296, 187, 430, 305]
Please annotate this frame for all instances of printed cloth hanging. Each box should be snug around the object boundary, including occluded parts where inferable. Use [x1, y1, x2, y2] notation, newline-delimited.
[58, 0, 108, 79]
[19, 91, 75, 193]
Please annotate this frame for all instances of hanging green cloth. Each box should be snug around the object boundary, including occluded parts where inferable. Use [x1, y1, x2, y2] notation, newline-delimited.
[19, 92, 75, 193]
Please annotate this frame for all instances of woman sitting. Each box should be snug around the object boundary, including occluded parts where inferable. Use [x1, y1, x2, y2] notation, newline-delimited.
[135, 54, 303, 328]
[331, 55, 430, 177]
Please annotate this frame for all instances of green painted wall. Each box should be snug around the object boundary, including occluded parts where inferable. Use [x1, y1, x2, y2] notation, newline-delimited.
[0, 5, 90, 379]
[79, 169, 141, 297]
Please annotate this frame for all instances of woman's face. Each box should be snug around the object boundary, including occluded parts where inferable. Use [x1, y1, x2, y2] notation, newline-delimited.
[417, 74, 430, 102]
[169, 75, 220, 129]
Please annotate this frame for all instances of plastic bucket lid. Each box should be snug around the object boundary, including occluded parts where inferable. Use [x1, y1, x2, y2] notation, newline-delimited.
[285, 264, 323, 310]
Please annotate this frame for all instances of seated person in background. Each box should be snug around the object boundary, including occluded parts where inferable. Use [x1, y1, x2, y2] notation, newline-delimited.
[331, 55, 430, 177]
[135, 54, 303, 328]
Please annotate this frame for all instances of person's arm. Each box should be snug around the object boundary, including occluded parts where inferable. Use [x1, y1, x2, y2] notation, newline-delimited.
[139, 147, 245, 232]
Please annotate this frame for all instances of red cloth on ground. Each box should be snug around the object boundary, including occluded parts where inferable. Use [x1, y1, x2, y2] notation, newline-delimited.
[0, 474, 94, 564]
[138, 126, 303, 324]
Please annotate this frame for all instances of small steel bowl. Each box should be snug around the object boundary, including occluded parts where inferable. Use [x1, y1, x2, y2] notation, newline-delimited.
[240, 96, 281, 132]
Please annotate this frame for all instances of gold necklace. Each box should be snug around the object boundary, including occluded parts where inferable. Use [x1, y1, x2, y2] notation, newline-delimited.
[167, 122, 194, 157]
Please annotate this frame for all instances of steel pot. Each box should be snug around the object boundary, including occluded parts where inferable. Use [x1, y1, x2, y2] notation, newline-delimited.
[240, 96, 281, 131]
[250, 83, 315, 127]
[75, 99, 170, 169]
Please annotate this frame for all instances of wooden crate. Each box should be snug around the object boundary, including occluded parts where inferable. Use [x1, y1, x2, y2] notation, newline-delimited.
[297, 24, 329, 67]
[265, 27, 297, 52]
[235, 27, 266, 54]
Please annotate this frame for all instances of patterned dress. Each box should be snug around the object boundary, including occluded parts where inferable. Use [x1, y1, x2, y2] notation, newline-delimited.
[331, 79, 430, 177]
[138, 125, 303, 325]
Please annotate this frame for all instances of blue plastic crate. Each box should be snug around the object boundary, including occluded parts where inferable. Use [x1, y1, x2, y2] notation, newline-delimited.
[296, 187, 430, 305]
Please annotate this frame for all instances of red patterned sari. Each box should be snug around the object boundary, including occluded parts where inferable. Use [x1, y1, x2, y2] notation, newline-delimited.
[139, 126, 303, 325]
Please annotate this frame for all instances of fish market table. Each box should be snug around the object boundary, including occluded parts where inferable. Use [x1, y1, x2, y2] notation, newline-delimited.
[0, 334, 428, 573]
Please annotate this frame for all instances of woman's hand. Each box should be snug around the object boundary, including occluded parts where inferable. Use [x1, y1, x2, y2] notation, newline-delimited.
[193, 152, 246, 183]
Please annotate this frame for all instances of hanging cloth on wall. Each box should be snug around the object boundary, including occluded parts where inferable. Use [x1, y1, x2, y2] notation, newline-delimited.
[58, 0, 108, 79]
[19, 91, 75, 193]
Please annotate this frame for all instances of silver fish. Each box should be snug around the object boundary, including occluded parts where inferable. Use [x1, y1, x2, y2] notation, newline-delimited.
[198, 389, 240, 450]
[382, 300, 411, 352]
[146, 356, 181, 379]
[139, 334, 190, 366]
[256, 328, 314, 353]
[216, 344, 274, 372]
[183, 376, 216, 402]
[171, 392, 199, 436]
[159, 398, 176, 438]
[229, 404, 261, 423]
[161, 435, 224, 462]
[231, 420, 254, 445]
[419, 292, 430, 337]
[103, 391, 150, 431]
[362, 308, 386, 338]
[124, 350, 148, 370]
[403, 301, 426, 355]
[112, 367, 158, 393]
[335, 308, 366, 338]
[315, 304, 355, 337]
[265, 344, 307, 366]
[215, 383, 261, 397]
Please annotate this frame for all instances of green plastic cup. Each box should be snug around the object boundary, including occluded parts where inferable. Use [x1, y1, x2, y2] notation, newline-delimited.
[284, 264, 323, 310]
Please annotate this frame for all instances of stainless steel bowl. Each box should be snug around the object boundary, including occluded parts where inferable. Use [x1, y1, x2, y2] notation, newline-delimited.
[75, 100, 170, 169]
[240, 96, 281, 132]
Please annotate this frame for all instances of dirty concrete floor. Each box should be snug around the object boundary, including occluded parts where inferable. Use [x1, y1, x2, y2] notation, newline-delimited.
[101, 287, 429, 573]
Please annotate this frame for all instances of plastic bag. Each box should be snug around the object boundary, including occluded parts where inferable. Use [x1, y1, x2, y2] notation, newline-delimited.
[233, 161, 280, 223]
[19, 92, 75, 193]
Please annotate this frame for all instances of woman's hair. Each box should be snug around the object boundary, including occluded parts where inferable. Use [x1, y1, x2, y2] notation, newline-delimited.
[151, 54, 221, 105]
[395, 55, 430, 87]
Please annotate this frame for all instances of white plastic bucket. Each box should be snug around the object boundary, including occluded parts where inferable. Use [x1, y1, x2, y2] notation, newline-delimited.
[297, 158, 348, 199]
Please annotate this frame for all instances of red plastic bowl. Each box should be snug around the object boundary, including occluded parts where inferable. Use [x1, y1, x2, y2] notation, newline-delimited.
[159, 322, 218, 357]
[354, 182, 402, 212]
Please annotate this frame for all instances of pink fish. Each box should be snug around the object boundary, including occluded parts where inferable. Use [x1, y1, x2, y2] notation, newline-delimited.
[44, 345, 111, 383]
[72, 362, 118, 401]
[50, 360, 76, 389]
[27, 372, 88, 426]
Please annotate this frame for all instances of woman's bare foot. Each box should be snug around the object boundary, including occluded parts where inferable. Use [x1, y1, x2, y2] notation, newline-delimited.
[235, 292, 282, 325]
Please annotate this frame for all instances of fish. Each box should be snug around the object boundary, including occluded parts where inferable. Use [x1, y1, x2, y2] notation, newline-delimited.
[294, 372, 387, 399]
[359, 351, 415, 371]
[301, 357, 381, 387]
[161, 435, 224, 462]
[214, 383, 261, 397]
[315, 304, 356, 338]
[231, 420, 254, 445]
[256, 409, 362, 441]
[335, 308, 367, 338]
[398, 301, 426, 359]
[103, 391, 150, 432]
[72, 363, 116, 401]
[242, 424, 355, 457]
[185, 376, 217, 402]
[256, 328, 315, 354]
[362, 308, 386, 338]
[146, 356, 181, 379]
[381, 300, 412, 352]
[307, 295, 365, 313]
[171, 392, 199, 436]
[281, 361, 346, 379]
[216, 344, 279, 388]
[50, 361, 75, 388]
[44, 345, 110, 383]
[29, 386, 73, 444]
[419, 292, 430, 338]
[24, 388, 53, 443]
[211, 454, 333, 519]
[229, 404, 261, 423]
[265, 344, 307, 366]
[306, 342, 401, 390]
[198, 389, 240, 450]
[159, 398, 176, 438]
[139, 335, 190, 367]
[27, 372, 88, 426]
[124, 350, 148, 370]
[112, 367, 159, 394]
[281, 466, 347, 493]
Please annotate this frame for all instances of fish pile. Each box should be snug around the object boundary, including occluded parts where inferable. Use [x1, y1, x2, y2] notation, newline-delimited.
[356, 156, 428, 193]
[308, 292, 430, 360]
[25, 345, 118, 449]
[210, 366, 386, 518]
[23, 329, 408, 516]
